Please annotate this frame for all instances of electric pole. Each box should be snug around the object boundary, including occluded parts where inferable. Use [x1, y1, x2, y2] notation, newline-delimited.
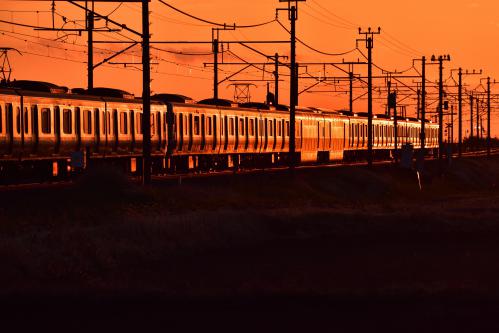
[142, 0, 151, 185]
[87, 1, 94, 90]
[358, 27, 381, 168]
[278, 0, 305, 169]
[458, 68, 462, 156]
[432, 54, 451, 162]
[421, 56, 426, 154]
[487, 77, 491, 157]
[470, 93, 474, 140]
[213, 38, 219, 100]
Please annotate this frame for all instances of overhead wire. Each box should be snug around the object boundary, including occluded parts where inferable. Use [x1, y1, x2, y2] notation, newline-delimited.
[157, 0, 276, 29]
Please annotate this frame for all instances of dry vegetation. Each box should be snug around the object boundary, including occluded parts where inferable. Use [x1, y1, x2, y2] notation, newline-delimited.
[1, 157, 499, 329]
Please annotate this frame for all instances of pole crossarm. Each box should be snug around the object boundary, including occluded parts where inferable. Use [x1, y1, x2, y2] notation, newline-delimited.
[92, 42, 139, 69]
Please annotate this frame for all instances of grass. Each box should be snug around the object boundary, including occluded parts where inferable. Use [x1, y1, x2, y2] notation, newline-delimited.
[0, 156, 499, 299]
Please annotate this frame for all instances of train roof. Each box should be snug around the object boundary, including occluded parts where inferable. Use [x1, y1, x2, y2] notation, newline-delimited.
[1, 80, 69, 93]
[152, 93, 193, 103]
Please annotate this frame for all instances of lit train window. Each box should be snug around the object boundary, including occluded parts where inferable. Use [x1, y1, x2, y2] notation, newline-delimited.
[136, 113, 142, 134]
[229, 118, 235, 135]
[269, 120, 273, 136]
[286, 121, 289, 136]
[119, 112, 127, 135]
[63, 109, 72, 134]
[249, 118, 254, 136]
[184, 115, 188, 135]
[109, 110, 115, 135]
[23, 107, 29, 134]
[278, 121, 282, 136]
[207, 117, 212, 136]
[239, 118, 244, 136]
[0, 105, 2, 133]
[151, 113, 157, 135]
[259, 119, 263, 135]
[194, 116, 200, 135]
[15, 107, 21, 134]
[83, 110, 93, 134]
[41, 108, 51, 134]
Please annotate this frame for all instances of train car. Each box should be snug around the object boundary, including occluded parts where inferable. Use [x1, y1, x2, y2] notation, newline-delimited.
[0, 80, 440, 181]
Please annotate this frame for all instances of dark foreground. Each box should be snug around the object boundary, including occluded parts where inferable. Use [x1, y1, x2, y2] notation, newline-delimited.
[1, 157, 499, 331]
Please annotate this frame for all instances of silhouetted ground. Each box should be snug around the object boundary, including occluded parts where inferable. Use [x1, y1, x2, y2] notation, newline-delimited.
[1, 157, 499, 331]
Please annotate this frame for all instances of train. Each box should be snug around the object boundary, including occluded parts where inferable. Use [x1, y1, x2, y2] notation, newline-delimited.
[0, 80, 439, 181]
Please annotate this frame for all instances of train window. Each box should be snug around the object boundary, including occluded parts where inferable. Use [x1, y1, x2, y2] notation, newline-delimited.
[277, 121, 282, 136]
[0, 105, 2, 133]
[136, 113, 142, 134]
[286, 121, 289, 136]
[41, 108, 51, 134]
[249, 118, 254, 136]
[108, 111, 114, 135]
[23, 107, 29, 134]
[184, 115, 188, 135]
[229, 118, 235, 136]
[220, 117, 224, 136]
[193, 115, 200, 135]
[63, 109, 72, 134]
[83, 109, 92, 134]
[239, 118, 244, 136]
[15, 107, 21, 134]
[151, 113, 156, 135]
[207, 117, 212, 136]
[259, 119, 263, 135]
[119, 112, 128, 135]
[269, 120, 273, 136]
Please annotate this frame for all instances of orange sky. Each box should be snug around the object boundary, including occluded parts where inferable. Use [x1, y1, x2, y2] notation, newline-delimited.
[1, 0, 499, 136]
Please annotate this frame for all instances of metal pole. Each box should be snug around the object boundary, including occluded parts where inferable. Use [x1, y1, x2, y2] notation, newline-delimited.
[416, 88, 420, 120]
[87, 2, 94, 90]
[386, 79, 391, 116]
[349, 71, 354, 113]
[213, 38, 219, 100]
[487, 77, 491, 157]
[367, 37, 373, 167]
[458, 68, 462, 157]
[421, 56, 426, 153]
[476, 96, 480, 146]
[470, 94, 474, 139]
[274, 52, 279, 105]
[142, 0, 151, 185]
[394, 92, 398, 163]
[450, 104, 454, 145]
[438, 56, 443, 162]
[289, 5, 296, 169]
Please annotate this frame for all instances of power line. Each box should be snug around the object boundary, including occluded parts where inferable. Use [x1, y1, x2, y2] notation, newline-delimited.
[276, 19, 358, 56]
[157, 0, 276, 28]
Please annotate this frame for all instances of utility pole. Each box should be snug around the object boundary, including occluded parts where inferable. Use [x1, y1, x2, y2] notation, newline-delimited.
[277, 0, 305, 169]
[213, 38, 219, 100]
[274, 53, 279, 105]
[476, 96, 480, 145]
[458, 68, 462, 156]
[142, 0, 151, 185]
[358, 27, 381, 168]
[470, 93, 474, 140]
[290, 5, 296, 168]
[487, 77, 491, 157]
[349, 71, 354, 113]
[421, 56, 426, 154]
[87, 0, 94, 90]
[432, 54, 451, 162]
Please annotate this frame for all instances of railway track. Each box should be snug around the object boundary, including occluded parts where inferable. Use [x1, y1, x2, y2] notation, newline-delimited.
[2, 148, 497, 190]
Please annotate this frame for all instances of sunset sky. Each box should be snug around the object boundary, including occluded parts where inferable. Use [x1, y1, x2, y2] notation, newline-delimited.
[1, 0, 498, 136]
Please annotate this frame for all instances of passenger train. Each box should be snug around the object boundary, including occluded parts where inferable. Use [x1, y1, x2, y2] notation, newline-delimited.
[0, 80, 439, 181]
